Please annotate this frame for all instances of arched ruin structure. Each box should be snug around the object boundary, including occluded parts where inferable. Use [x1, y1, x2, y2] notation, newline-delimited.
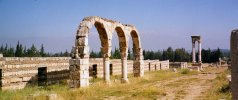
[69, 16, 144, 88]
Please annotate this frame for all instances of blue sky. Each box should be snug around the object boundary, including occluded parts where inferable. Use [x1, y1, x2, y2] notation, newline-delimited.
[0, 0, 238, 53]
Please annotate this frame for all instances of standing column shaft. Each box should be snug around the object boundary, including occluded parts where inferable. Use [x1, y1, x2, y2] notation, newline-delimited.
[121, 56, 128, 83]
[103, 57, 110, 83]
[231, 30, 238, 99]
[192, 42, 196, 63]
[198, 41, 202, 62]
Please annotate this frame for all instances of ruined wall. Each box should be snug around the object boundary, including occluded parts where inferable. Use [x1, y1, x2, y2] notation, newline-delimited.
[88, 59, 170, 78]
[144, 60, 170, 71]
[169, 62, 188, 69]
[0, 57, 70, 90]
[0, 57, 170, 90]
[88, 58, 134, 78]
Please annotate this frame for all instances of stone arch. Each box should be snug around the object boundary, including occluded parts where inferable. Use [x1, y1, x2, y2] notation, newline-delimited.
[130, 29, 144, 77]
[94, 22, 109, 49]
[74, 19, 110, 59]
[114, 26, 129, 83]
[115, 27, 128, 53]
[69, 16, 144, 88]
[130, 30, 141, 49]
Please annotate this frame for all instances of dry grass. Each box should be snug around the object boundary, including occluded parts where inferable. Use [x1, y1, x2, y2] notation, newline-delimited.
[0, 70, 183, 100]
[0, 67, 230, 100]
[201, 68, 231, 100]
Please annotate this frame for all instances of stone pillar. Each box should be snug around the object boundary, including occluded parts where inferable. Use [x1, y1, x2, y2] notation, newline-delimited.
[231, 29, 238, 99]
[69, 58, 89, 88]
[133, 48, 144, 77]
[102, 47, 111, 84]
[219, 58, 222, 66]
[121, 55, 129, 83]
[198, 41, 202, 63]
[103, 57, 110, 83]
[192, 41, 196, 63]
[69, 33, 90, 88]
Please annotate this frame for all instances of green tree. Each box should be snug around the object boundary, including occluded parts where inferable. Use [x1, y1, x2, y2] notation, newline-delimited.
[162, 50, 168, 60]
[202, 49, 211, 63]
[90, 50, 97, 58]
[112, 47, 121, 59]
[64, 50, 70, 57]
[166, 47, 174, 61]
[23, 46, 27, 56]
[15, 41, 23, 57]
[6, 47, 15, 57]
[40, 44, 45, 57]
[174, 48, 190, 62]
[128, 48, 132, 60]
[154, 50, 162, 60]
[27, 44, 39, 57]
[213, 48, 223, 62]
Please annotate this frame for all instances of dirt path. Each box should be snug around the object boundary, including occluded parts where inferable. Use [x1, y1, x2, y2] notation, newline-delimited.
[157, 67, 226, 100]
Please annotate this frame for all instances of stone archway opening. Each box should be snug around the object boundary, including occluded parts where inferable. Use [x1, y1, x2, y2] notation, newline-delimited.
[115, 27, 129, 83]
[130, 30, 144, 77]
[69, 16, 144, 88]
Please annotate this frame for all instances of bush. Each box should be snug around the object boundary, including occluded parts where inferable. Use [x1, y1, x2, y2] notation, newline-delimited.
[219, 83, 230, 93]
[180, 68, 190, 74]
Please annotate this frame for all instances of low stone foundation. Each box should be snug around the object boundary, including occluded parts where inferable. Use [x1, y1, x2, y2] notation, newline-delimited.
[0, 57, 70, 90]
[170, 62, 188, 69]
[144, 60, 170, 71]
[0, 57, 170, 90]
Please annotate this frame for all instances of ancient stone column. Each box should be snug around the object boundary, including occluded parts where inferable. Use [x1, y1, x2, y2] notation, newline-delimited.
[192, 41, 196, 63]
[121, 50, 129, 83]
[69, 46, 90, 88]
[102, 47, 111, 84]
[219, 58, 222, 66]
[198, 41, 202, 63]
[133, 48, 144, 77]
[103, 57, 110, 83]
[230, 29, 238, 99]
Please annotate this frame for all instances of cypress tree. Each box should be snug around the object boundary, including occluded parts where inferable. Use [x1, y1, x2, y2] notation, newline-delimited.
[40, 44, 45, 57]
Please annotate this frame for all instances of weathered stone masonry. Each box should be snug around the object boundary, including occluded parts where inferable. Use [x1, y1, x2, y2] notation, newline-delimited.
[191, 36, 202, 70]
[89, 59, 170, 78]
[230, 29, 238, 99]
[0, 16, 173, 90]
[0, 57, 69, 90]
[0, 57, 169, 90]
[69, 16, 144, 88]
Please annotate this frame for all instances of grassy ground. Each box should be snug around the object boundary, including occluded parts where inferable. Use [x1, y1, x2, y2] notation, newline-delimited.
[0, 67, 231, 100]
[202, 67, 231, 99]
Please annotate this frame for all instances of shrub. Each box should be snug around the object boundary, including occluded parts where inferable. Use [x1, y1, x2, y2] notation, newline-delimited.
[180, 68, 190, 74]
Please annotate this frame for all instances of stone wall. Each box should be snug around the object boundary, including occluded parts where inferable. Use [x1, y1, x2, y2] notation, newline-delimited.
[0, 57, 70, 90]
[88, 58, 134, 78]
[0, 57, 170, 90]
[169, 62, 188, 69]
[143, 60, 170, 71]
[88, 59, 170, 78]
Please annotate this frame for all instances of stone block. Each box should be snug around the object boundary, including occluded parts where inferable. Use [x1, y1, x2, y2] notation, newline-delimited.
[77, 37, 88, 46]
[78, 46, 90, 55]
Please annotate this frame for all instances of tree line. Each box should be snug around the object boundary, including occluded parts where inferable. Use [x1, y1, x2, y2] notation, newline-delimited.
[90, 46, 228, 63]
[90, 48, 133, 59]
[143, 47, 227, 63]
[0, 42, 70, 57]
[0, 42, 228, 63]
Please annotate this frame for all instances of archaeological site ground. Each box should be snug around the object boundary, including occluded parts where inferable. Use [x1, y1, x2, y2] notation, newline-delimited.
[1, 1, 238, 100]
[0, 16, 233, 100]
